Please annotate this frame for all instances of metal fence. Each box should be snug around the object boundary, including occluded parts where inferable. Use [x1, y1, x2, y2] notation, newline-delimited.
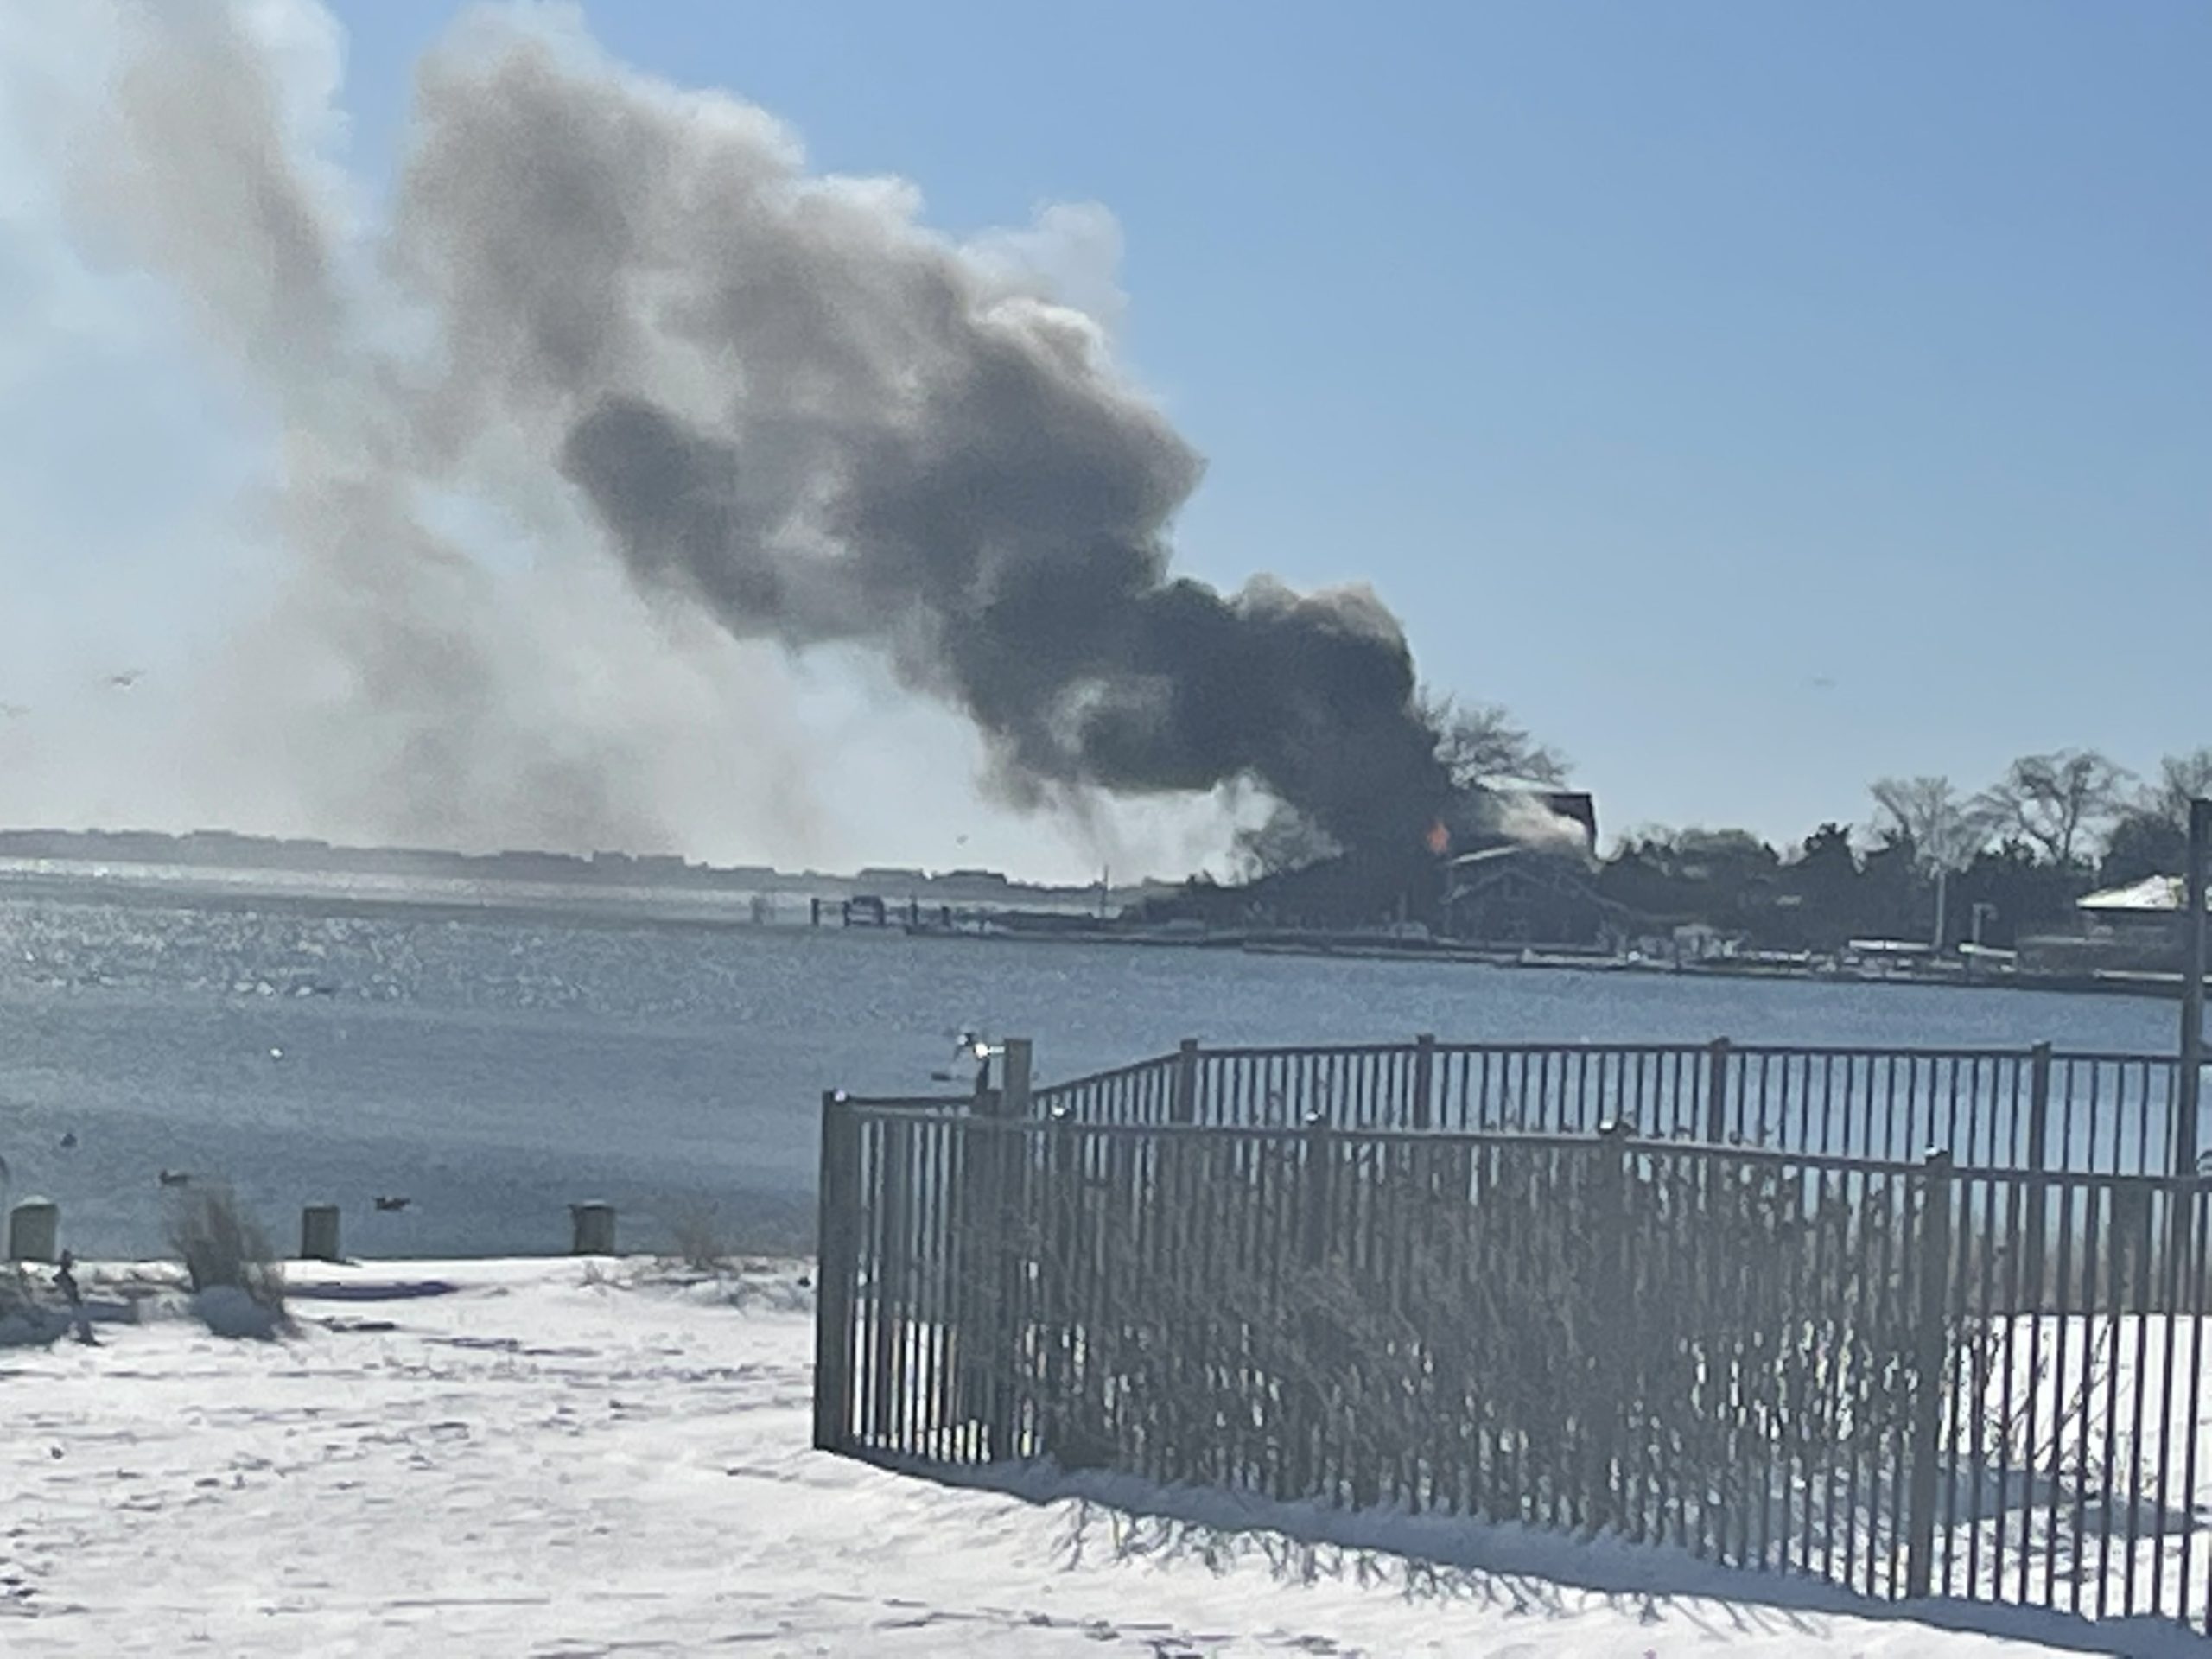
[1033, 1039, 2198, 1175]
[815, 1092, 2212, 1634]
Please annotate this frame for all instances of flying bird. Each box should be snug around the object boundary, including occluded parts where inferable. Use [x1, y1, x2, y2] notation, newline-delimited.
[106, 671, 143, 690]
[157, 1168, 190, 1187]
[373, 1195, 411, 1212]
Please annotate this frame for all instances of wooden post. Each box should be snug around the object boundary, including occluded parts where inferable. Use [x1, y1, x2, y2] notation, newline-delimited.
[1172, 1038, 1200, 1123]
[1411, 1033, 1436, 1129]
[813, 1090, 861, 1452]
[300, 1205, 341, 1263]
[1704, 1039, 1732, 1143]
[6, 1198, 58, 1264]
[569, 1201, 617, 1255]
[1904, 1147, 1955, 1599]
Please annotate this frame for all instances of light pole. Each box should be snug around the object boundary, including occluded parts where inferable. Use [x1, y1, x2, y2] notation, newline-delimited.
[2178, 799, 2209, 1176]
[1965, 901, 1996, 982]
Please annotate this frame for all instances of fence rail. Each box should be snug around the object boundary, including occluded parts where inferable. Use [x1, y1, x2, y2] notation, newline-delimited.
[1031, 1039, 2198, 1176]
[816, 1084, 2212, 1635]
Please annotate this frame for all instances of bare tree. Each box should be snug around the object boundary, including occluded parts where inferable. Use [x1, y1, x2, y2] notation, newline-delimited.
[1870, 776, 1993, 950]
[1868, 776, 1989, 873]
[2149, 749, 2212, 827]
[1420, 690, 1570, 791]
[1974, 750, 2132, 867]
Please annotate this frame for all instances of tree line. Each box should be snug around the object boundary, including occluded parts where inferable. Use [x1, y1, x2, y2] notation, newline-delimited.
[1599, 748, 2212, 951]
[1213, 694, 2208, 947]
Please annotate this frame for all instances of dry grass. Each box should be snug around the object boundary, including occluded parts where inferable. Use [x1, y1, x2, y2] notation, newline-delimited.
[664, 1199, 730, 1273]
[166, 1183, 289, 1336]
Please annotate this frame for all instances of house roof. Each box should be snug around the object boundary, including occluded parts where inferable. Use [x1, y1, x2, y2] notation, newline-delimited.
[2078, 875, 2209, 913]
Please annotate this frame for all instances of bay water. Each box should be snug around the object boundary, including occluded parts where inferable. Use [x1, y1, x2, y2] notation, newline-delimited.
[0, 883, 2178, 1258]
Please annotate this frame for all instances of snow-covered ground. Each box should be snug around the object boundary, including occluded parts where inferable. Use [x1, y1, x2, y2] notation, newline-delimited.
[0, 1255, 2196, 1656]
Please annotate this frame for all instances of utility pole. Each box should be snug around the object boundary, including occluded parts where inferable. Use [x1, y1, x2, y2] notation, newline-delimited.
[2178, 799, 2209, 1176]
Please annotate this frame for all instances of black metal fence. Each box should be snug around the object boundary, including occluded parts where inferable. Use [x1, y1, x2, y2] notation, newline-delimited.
[1033, 1039, 2199, 1175]
[815, 1087, 2212, 1633]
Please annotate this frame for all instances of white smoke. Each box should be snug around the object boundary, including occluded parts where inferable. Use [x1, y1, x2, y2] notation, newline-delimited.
[1489, 792, 1594, 861]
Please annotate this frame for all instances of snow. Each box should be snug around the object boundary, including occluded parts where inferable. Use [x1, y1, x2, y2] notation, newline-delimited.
[0, 1255, 2196, 1655]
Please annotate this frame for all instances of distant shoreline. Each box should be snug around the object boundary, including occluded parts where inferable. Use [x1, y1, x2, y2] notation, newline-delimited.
[0, 857, 2184, 1007]
[0, 827, 1156, 912]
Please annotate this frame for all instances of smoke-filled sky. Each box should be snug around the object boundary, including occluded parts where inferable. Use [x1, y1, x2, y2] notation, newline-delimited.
[1, 1, 2205, 882]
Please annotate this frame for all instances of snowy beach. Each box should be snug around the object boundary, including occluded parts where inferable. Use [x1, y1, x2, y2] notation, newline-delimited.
[0, 1255, 2192, 1656]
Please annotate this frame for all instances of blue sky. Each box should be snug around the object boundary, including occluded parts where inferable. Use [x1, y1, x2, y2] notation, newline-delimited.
[1, 1, 2206, 874]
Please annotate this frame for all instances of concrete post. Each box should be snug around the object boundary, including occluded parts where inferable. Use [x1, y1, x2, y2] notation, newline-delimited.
[6, 1198, 58, 1264]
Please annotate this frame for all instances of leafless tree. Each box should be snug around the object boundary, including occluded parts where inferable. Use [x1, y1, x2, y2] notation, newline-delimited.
[1868, 776, 1990, 874]
[1974, 750, 2133, 867]
[1420, 690, 1570, 790]
[2147, 749, 2212, 827]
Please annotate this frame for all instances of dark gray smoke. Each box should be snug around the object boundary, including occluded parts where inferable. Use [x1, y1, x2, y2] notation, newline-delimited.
[48, 3, 1452, 857]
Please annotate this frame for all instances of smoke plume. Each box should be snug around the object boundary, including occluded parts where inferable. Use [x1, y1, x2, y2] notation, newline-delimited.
[20, 3, 1451, 860]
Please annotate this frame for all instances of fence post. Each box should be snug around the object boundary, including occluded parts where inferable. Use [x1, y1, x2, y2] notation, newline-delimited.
[1412, 1033, 1436, 1129]
[973, 1077, 1022, 1460]
[1036, 1104, 1076, 1464]
[1002, 1038, 1033, 1116]
[1705, 1039, 1732, 1143]
[812, 1090, 861, 1452]
[1301, 1109, 1334, 1268]
[2179, 798, 2208, 1179]
[1291, 1109, 1335, 1499]
[2024, 1045, 2051, 1306]
[1904, 1147, 1955, 1599]
[1589, 1119, 1632, 1532]
[1173, 1038, 1200, 1123]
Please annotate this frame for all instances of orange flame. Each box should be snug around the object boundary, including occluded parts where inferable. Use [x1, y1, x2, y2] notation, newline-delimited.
[1425, 819, 1451, 856]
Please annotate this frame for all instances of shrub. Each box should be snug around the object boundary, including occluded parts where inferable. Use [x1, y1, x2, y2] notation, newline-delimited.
[167, 1183, 289, 1338]
[664, 1198, 730, 1273]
